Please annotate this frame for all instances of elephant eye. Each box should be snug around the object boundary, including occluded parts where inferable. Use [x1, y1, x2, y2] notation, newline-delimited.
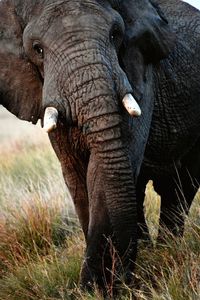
[33, 42, 44, 58]
[110, 23, 124, 49]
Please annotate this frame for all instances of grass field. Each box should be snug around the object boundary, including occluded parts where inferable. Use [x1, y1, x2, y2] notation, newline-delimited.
[0, 108, 199, 299]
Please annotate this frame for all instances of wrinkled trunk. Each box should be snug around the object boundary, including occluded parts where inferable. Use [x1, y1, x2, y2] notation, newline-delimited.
[100, 147, 137, 257]
[45, 48, 142, 287]
[80, 76, 137, 250]
[82, 90, 138, 284]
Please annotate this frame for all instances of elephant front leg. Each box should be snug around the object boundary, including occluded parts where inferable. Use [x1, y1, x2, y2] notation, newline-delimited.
[136, 169, 151, 242]
[49, 126, 89, 238]
[67, 173, 89, 238]
[152, 139, 200, 240]
[153, 172, 193, 239]
[80, 170, 112, 293]
[80, 149, 137, 295]
[80, 196, 112, 293]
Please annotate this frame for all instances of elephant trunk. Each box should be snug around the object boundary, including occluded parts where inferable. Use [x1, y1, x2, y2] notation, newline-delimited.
[83, 90, 137, 278]
[44, 52, 138, 279]
[86, 124, 137, 282]
[100, 147, 137, 255]
[71, 60, 138, 253]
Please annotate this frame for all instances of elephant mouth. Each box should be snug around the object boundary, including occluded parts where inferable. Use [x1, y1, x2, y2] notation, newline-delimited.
[42, 94, 141, 133]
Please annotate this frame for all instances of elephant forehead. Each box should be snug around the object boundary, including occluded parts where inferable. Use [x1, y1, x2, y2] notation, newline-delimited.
[32, 0, 112, 41]
[61, 0, 113, 30]
[62, 13, 109, 31]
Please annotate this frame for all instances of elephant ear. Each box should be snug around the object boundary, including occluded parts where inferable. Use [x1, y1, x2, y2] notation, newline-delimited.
[113, 0, 175, 100]
[0, 1, 42, 124]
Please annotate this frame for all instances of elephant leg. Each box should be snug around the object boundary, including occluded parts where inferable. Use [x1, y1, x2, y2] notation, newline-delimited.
[49, 126, 89, 238]
[80, 151, 135, 295]
[136, 170, 150, 241]
[154, 175, 185, 238]
[158, 138, 200, 238]
[80, 162, 112, 292]
[177, 138, 200, 228]
[154, 168, 198, 239]
[80, 197, 112, 292]
[67, 172, 89, 238]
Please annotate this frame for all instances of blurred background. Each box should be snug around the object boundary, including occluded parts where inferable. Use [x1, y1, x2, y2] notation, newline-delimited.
[184, 0, 200, 9]
[0, 106, 48, 146]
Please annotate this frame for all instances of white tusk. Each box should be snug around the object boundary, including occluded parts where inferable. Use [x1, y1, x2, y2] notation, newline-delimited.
[43, 107, 58, 133]
[122, 94, 142, 117]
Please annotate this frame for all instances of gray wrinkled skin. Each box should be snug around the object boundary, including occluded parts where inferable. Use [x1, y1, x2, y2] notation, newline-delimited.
[0, 0, 200, 294]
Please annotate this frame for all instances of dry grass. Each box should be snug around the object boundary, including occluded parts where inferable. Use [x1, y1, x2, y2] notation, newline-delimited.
[0, 139, 199, 299]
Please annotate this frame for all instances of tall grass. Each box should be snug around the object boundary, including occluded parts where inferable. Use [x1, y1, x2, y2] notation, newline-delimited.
[0, 139, 71, 205]
[0, 139, 199, 299]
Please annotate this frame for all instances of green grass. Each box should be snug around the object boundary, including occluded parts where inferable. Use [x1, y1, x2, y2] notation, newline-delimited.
[0, 139, 199, 299]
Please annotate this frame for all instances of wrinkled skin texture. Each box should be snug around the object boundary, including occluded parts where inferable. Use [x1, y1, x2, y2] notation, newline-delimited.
[0, 0, 200, 294]
[137, 0, 200, 240]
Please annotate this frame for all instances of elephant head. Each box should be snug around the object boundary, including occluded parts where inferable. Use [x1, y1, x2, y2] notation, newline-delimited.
[0, 0, 175, 291]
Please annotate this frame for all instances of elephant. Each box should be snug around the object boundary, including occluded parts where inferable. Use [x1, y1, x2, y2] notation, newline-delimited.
[1, 0, 200, 293]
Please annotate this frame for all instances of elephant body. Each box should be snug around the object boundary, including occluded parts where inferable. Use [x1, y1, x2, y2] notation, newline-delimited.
[138, 0, 200, 238]
[0, 0, 200, 293]
[149, 0, 200, 167]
